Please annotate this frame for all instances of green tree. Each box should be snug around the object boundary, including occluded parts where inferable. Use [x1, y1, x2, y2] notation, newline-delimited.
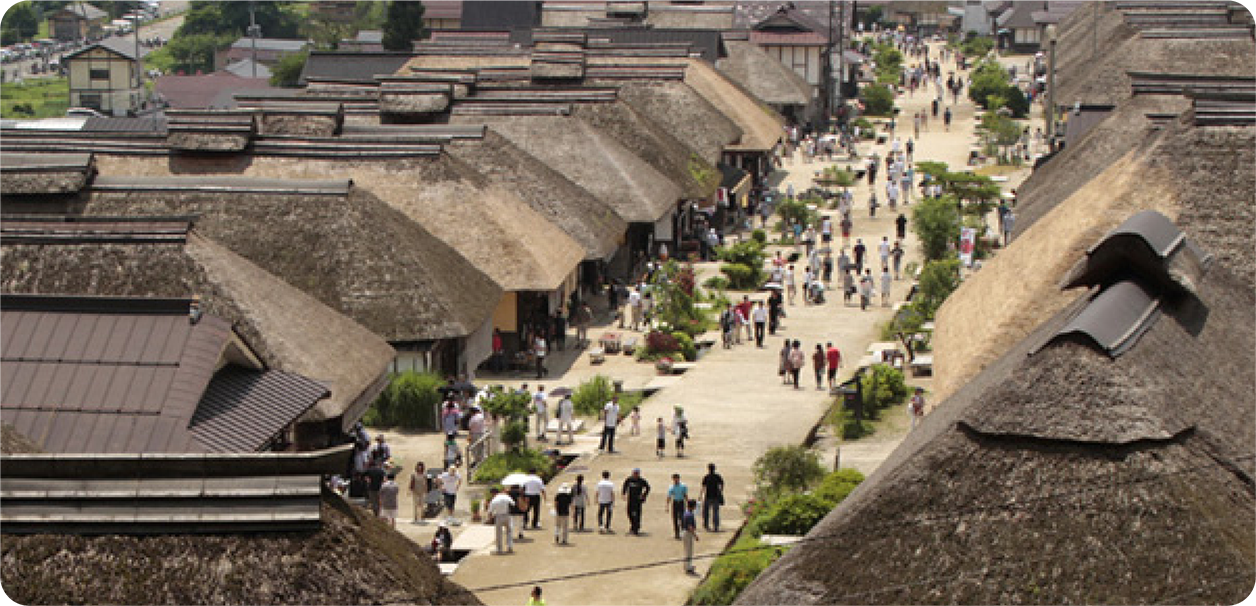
[859, 83, 895, 116]
[381, 1, 425, 51]
[911, 195, 961, 262]
[914, 258, 962, 318]
[753, 445, 827, 501]
[2, 2, 38, 42]
[270, 48, 307, 86]
[363, 371, 444, 429]
[161, 33, 234, 74]
[177, 1, 301, 38]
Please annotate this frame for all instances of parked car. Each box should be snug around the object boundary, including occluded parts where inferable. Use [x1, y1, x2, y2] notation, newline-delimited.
[66, 107, 105, 118]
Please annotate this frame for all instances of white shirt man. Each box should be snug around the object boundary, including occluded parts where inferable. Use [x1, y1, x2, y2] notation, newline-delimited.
[628, 289, 643, 330]
[557, 395, 575, 445]
[595, 472, 617, 532]
[438, 467, 460, 521]
[599, 399, 620, 453]
[488, 489, 516, 553]
[533, 388, 548, 441]
[878, 238, 891, 266]
[468, 408, 486, 463]
[522, 472, 546, 529]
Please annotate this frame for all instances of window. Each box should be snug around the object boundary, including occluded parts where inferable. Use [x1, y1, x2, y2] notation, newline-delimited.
[79, 93, 102, 110]
[89, 67, 109, 80]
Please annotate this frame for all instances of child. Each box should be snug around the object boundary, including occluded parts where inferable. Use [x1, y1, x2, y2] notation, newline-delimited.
[630, 406, 642, 436]
[656, 417, 667, 458]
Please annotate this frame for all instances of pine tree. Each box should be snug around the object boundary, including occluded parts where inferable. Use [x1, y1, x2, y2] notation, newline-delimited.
[381, 1, 426, 52]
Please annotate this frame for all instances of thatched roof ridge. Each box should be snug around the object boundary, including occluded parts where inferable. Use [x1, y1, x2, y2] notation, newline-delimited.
[0, 225, 394, 426]
[445, 129, 627, 261]
[571, 99, 720, 199]
[607, 79, 742, 165]
[738, 260, 1255, 605]
[716, 40, 813, 108]
[81, 161, 502, 343]
[454, 113, 681, 223]
[1, 495, 482, 605]
[675, 57, 784, 152]
[0, 152, 96, 195]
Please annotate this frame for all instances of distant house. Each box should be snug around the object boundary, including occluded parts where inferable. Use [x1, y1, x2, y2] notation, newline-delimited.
[48, 2, 108, 42]
[217, 37, 310, 69]
[989, 0, 1082, 53]
[154, 69, 273, 110]
[749, 5, 829, 91]
[424, 0, 465, 30]
[338, 30, 384, 52]
[62, 37, 148, 116]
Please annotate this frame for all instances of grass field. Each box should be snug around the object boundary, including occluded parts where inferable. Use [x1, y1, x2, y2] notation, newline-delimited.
[0, 77, 70, 119]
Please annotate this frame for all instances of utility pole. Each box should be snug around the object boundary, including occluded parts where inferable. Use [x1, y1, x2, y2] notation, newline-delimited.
[1045, 24, 1058, 144]
[248, 1, 261, 79]
[836, 1, 845, 123]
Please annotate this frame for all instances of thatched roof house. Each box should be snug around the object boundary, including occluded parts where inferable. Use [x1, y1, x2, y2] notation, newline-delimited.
[65, 172, 502, 346]
[672, 57, 784, 154]
[716, 40, 813, 110]
[738, 217, 1255, 605]
[609, 78, 742, 166]
[0, 218, 395, 445]
[445, 129, 627, 261]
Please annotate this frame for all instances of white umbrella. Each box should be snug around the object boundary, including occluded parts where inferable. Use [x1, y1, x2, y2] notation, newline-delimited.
[500, 473, 531, 486]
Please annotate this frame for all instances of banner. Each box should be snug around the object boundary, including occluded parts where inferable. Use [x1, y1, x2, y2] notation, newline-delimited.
[959, 227, 977, 267]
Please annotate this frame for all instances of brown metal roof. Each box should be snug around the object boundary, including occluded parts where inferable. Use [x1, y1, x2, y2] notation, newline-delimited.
[190, 367, 329, 453]
[0, 295, 230, 454]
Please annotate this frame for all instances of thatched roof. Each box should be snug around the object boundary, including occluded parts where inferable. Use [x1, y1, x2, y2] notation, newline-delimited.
[0, 153, 96, 195]
[78, 166, 502, 343]
[716, 40, 813, 108]
[1014, 94, 1189, 235]
[1, 493, 481, 605]
[453, 113, 681, 223]
[0, 223, 394, 426]
[672, 57, 784, 152]
[571, 99, 720, 199]
[445, 129, 627, 261]
[608, 78, 742, 165]
[739, 244, 1255, 605]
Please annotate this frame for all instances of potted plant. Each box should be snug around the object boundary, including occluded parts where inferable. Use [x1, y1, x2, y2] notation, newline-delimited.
[656, 356, 674, 374]
[469, 498, 482, 523]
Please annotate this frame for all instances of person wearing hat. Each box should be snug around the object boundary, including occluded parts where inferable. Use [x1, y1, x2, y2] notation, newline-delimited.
[554, 483, 573, 545]
[909, 387, 926, 429]
[621, 468, 651, 536]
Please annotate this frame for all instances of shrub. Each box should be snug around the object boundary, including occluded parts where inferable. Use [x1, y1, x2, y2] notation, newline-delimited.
[757, 493, 834, 535]
[644, 330, 681, 356]
[363, 371, 443, 430]
[753, 445, 827, 501]
[915, 258, 963, 318]
[499, 420, 529, 451]
[480, 387, 532, 423]
[751, 229, 767, 245]
[689, 534, 785, 605]
[814, 469, 865, 504]
[833, 406, 874, 440]
[672, 331, 697, 362]
[703, 275, 731, 291]
[472, 448, 555, 483]
[775, 198, 818, 231]
[717, 240, 766, 269]
[861, 364, 909, 411]
[860, 83, 895, 116]
[720, 263, 760, 290]
[911, 195, 961, 262]
[572, 375, 614, 416]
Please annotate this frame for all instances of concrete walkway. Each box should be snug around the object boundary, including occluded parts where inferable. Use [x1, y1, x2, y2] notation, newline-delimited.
[377, 42, 1034, 606]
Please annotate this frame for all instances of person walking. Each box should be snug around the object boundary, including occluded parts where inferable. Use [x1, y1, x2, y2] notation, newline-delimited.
[881, 266, 893, 306]
[944, 106, 952, 131]
[527, 586, 546, 606]
[842, 269, 855, 305]
[682, 499, 700, 575]
[853, 239, 866, 274]
[789, 340, 805, 389]
[409, 462, 428, 524]
[596, 470, 616, 532]
[784, 264, 796, 305]
[779, 340, 792, 385]
[556, 393, 574, 445]
[532, 385, 549, 442]
[656, 417, 668, 458]
[812, 344, 827, 390]
[672, 406, 689, 457]
[488, 487, 515, 554]
[752, 301, 767, 347]
[825, 343, 842, 390]
[622, 468, 651, 535]
[523, 468, 546, 529]
[698, 463, 725, 532]
[859, 270, 874, 311]
[572, 474, 589, 532]
[840, 213, 853, 246]
[666, 473, 689, 539]
[379, 472, 400, 528]
[438, 466, 460, 523]
[534, 334, 548, 379]
[599, 396, 621, 453]
[891, 241, 905, 280]
[554, 483, 573, 545]
[910, 387, 927, 429]
[365, 459, 386, 515]
[878, 237, 891, 269]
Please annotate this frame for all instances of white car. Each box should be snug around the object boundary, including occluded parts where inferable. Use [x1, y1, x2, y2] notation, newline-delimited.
[65, 107, 105, 118]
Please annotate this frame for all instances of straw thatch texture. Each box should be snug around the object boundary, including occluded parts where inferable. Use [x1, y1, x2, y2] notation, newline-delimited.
[454, 113, 681, 223]
[531, 59, 586, 80]
[403, 55, 531, 72]
[717, 40, 813, 108]
[1, 424, 41, 454]
[572, 99, 719, 199]
[0, 153, 96, 195]
[260, 114, 340, 137]
[1014, 94, 1190, 236]
[1053, 1, 1134, 83]
[0, 230, 394, 425]
[1055, 32, 1255, 107]
[445, 129, 627, 261]
[84, 161, 501, 343]
[1, 494, 481, 605]
[166, 132, 251, 153]
[677, 57, 784, 152]
[609, 79, 742, 165]
[739, 263, 1256, 605]
[378, 92, 451, 115]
